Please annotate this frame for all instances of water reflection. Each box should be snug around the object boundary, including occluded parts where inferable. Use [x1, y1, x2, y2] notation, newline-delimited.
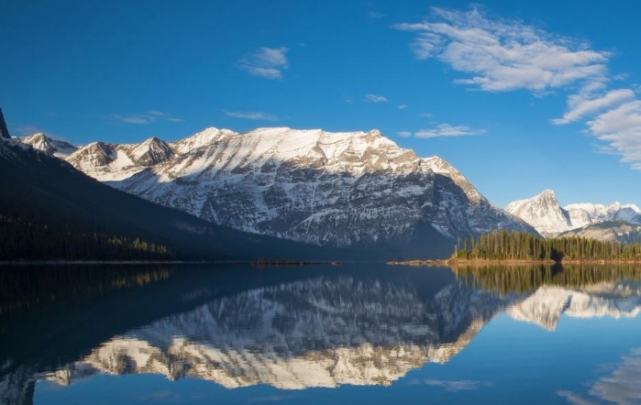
[2, 263, 641, 404]
[39, 275, 509, 390]
[457, 265, 641, 330]
[558, 348, 641, 405]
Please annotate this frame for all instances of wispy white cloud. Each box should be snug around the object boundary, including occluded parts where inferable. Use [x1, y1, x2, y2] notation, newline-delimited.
[11, 125, 66, 141]
[398, 104, 408, 109]
[368, 10, 385, 19]
[553, 89, 636, 125]
[415, 123, 485, 138]
[246, 395, 296, 404]
[365, 94, 388, 103]
[396, 131, 412, 137]
[416, 379, 490, 392]
[239, 47, 289, 80]
[394, 6, 641, 170]
[557, 391, 600, 405]
[123, 111, 163, 124]
[223, 110, 278, 121]
[394, 7, 609, 93]
[122, 116, 153, 124]
[586, 100, 641, 170]
[110, 111, 182, 125]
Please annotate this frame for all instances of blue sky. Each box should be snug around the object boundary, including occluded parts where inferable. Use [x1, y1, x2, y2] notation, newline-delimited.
[2, 0, 641, 207]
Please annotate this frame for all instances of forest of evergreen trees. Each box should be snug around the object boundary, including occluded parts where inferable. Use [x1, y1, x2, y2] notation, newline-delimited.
[455, 230, 641, 262]
[0, 216, 175, 261]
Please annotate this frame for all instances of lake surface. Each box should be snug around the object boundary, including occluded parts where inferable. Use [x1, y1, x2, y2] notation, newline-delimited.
[2, 263, 641, 405]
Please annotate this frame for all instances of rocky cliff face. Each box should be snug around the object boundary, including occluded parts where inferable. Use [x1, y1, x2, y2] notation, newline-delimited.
[62, 126, 534, 255]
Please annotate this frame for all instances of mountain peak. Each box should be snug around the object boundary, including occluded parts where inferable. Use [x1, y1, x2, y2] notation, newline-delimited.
[506, 190, 571, 237]
[19, 132, 77, 158]
[169, 127, 237, 154]
[0, 107, 11, 139]
[25, 132, 47, 141]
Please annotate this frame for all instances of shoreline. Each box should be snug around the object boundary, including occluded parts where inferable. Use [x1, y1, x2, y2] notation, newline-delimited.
[0, 259, 345, 266]
[387, 258, 641, 267]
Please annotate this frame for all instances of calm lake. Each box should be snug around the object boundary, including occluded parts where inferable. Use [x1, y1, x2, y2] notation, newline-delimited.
[2, 263, 641, 405]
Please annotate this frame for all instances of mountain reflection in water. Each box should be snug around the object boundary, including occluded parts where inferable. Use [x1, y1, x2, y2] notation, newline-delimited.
[2, 263, 641, 405]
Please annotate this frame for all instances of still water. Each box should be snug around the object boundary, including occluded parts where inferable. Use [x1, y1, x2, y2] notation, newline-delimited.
[1, 263, 641, 405]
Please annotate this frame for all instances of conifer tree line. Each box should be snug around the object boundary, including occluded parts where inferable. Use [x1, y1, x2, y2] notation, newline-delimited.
[455, 230, 641, 262]
[0, 216, 175, 261]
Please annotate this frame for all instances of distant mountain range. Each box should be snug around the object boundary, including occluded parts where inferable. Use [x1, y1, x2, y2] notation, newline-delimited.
[506, 189, 641, 242]
[16, 127, 535, 258]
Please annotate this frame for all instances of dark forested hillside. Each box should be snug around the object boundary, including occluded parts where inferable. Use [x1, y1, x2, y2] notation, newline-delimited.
[0, 135, 335, 261]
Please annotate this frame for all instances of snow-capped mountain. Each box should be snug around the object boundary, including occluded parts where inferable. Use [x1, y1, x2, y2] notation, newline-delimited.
[61, 126, 534, 256]
[566, 202, 641, 227]
[506, 190, 641, 238]
[505, 190, 573, 237]
[17, 132, 77, 158]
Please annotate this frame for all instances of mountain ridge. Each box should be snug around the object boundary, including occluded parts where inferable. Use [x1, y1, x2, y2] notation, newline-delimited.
[27, 126, 536, 256]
